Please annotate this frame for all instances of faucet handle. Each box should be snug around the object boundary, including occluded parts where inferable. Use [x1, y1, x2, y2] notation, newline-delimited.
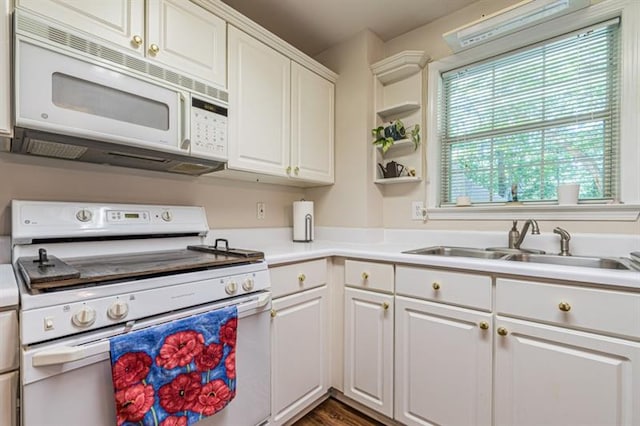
[553, 227, 571, 256]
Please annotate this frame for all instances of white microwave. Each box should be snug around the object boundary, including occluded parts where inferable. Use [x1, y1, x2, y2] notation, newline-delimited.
[11, 11, 229, 175]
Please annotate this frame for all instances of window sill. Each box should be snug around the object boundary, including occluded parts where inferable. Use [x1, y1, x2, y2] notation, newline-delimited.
[426, 203, 640, 221]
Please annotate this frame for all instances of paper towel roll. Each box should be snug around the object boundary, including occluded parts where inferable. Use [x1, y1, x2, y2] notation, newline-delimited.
[293, 201, 314, 242]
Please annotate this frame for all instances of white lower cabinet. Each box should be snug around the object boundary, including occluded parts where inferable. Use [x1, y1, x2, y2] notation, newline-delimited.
[395, 296, 492, 426]
[494, 316, 640, 426]
[270, 285, 329, 425]
[344, 287, 394, 417]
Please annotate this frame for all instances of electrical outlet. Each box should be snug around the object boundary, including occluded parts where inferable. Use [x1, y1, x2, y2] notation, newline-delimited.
[256, 202, 266, 220]
[411, 201, 424, 220]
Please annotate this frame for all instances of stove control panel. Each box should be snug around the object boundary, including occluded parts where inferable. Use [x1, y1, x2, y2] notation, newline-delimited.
[20, 266, 270, 345]
[106, 210, 150, 223]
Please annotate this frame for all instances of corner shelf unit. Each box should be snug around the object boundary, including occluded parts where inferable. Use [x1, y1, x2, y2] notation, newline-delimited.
[372, 50, 430, 185]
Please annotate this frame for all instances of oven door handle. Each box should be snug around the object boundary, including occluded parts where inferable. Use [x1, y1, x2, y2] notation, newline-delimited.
[32, 340, 110, 367]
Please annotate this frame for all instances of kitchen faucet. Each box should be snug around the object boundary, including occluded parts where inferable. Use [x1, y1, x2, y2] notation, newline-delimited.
[553, 227, 571, 256]
[508, 219, 540, 249]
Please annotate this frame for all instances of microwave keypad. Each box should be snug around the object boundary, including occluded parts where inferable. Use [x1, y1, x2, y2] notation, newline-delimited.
[191, 108, 227, 159]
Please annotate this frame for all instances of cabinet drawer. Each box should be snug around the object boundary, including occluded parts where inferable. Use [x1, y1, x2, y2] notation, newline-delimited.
[345, 260, 394, 293]
[396, 266, 492, 311]
[496, 278, 640, 339]
[270, 259, 327, 299]
[0, 311, 18, 373]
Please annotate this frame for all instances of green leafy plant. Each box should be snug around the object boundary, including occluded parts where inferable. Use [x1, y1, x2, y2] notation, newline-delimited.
[371, 120, 421, 153]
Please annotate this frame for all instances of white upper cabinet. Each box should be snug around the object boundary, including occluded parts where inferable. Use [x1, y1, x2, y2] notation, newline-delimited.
[16, 0, 145, 52]
[0, 0, 10, 137]
[228, 25, 291, 177]
[15, 0, 226, 88]
[227, 26, 335, 186]
[146, 0, 226, 87]
[291, 62, 334, 184]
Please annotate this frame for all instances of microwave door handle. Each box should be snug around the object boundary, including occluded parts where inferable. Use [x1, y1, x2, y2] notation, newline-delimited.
[179, 93, 190, 151]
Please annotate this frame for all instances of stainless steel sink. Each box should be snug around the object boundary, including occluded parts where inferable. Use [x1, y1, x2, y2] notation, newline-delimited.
[402, 246, 639, 271]
[403, 246, 507, 259]
[504, 253, 639, 270]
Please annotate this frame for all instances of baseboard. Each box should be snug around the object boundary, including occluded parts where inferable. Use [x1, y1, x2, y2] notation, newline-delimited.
[282, 393, 331, 426]
[329, 388, 402, 426]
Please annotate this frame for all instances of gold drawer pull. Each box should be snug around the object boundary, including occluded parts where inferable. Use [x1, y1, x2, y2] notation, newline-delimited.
[361, 272, 369, 280]
[149, 43, 160, 55]
[131, 35, 143, 46]
[558, 302, 571, 312]
[497, 327, 508, 336]
[432, 282, 441, 290]
[479, 321, 489, 330]
[298, 273, 306, 283]
[270, 309, 277, 318]
[382, 302, 389, 311]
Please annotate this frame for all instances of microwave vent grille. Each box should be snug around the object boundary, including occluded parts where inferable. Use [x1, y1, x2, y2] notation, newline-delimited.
[17, 12, 228, 104]
[26, 139, 87, 159]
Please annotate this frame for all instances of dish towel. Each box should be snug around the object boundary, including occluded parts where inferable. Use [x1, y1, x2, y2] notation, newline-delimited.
[109, 305, 237, 426]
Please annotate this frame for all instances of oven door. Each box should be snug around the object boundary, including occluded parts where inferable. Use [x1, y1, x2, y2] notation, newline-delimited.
[21, 293, 271, 426]
[15, 37, 187, 155]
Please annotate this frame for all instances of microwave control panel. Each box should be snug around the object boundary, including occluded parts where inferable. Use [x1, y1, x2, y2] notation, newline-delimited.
[190, 97, 227, 160]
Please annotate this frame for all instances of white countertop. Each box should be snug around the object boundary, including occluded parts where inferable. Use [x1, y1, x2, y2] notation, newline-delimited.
[228, 238, 640, 290]
[0, 264, 19, 307]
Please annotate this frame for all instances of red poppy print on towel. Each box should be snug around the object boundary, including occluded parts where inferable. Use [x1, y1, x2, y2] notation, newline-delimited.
[156, 330, 205, 369]
[114, 384, 155, 425]
[112, 352, 152, 390]
[159, 416, 188, 426]
[194, 342, 223, 372]
[158, 372, 202, 413]
[219, 317, 237, 347]
[192, 379, 232, 416]
[225, 349, 236, 379]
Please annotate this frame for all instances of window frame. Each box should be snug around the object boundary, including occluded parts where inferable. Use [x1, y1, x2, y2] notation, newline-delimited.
[426, 0, 640, 220]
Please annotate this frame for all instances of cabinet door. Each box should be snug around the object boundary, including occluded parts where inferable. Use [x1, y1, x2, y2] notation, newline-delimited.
[16, 0, 144, 55]
[146, 0, 226, 88]
[495, 316, 640, 426]
[0, 0, 9, 136]
[0, 371, 17, 426]
[290, 62, 334, 184]
[228, 26, 291, 177]
[395, 296, 492, 426]
[344, 287, 393, 417]
[271, 286, 328, 426]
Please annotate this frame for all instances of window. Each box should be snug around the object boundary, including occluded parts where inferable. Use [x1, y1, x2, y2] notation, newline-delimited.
[439, 20, 620, 206]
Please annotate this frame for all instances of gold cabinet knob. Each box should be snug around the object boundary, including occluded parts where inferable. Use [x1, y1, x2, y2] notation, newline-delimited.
[361, 272, 369, 280]
[382, 302, 389, 311]
[149, 43, 160, 55]
[497, 327, 508, 336]
[286, 166, 292, 174]
[558, 302, 571, 312]
[294, 166, 300, 175]
[297, 273, 306, 283]
[479, 321, 489, 330]
[270, 309, 277, 318]
[432, 282, 441, 290]
[131, 35, 143, 47]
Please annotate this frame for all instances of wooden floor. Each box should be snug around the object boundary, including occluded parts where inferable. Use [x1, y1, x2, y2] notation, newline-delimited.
[293, 398, 384, 426]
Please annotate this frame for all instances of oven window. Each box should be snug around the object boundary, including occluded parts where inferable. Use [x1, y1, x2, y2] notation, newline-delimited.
[52, 72, 170, 130]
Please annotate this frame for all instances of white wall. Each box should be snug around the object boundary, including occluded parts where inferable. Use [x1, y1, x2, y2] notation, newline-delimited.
[0, 153, 304, 235]
[312, 0, 640, 235]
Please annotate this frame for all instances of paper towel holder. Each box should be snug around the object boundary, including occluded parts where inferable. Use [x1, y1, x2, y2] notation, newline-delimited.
[293, 199, 314, 242]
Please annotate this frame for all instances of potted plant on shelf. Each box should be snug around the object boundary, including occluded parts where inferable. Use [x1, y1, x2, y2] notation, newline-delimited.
[372, 119, 420, 153]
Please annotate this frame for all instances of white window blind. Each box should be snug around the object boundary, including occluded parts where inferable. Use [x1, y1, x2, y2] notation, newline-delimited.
[440, 19, 620, 206]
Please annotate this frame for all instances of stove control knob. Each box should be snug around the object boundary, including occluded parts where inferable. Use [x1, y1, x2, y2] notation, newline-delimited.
[242, 278, 254, 291]
[161, 211, 173, 222]
[72, 306, 96, 328]
[225, 281, 237, 295]
[108, 301, 129, 320]
[76, 209, 93, 222]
